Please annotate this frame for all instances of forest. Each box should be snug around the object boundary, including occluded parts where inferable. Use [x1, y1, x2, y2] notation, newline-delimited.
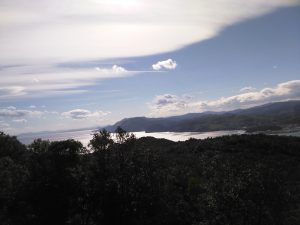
[0, 128, 300, 225]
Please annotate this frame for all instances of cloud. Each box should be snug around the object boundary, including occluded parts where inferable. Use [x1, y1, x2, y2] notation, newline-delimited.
[12, 119, 28, 123]
[0, 106, 44, 118]
[206, 80, 300, 109]
[0, 121, 10, 128]
[0, 86, 26, 98]
[0, 64, 140, 99]
[150, 80, 300, 116]
[0, 120, 13, 132]
[95, 65, 128, 74]
[150, 94, 192, 116]
[61, 109, 110, 120]
[0, 0, 297, 65]
[0, 0, 297, 99]
[152, 59, 177, 71]
[111, 65, 127, 74]
[239, 86, 257, 93]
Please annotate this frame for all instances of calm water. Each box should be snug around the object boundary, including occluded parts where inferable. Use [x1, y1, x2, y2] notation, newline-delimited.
[18, 130, 246, 146]
[18, 129, 300, 146]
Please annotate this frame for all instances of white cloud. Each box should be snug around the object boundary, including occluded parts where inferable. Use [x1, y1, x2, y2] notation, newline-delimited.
[152, 59, 177, 71]
[239, 86, 257, 93]
[112, 65, 127, 74]
[62, 109, 110, 120]
[205, 80, 300, 110]
[12, 119, 28, 123]
[0, 64, 140, 99]
[150, 94, 192, 116]
[0, 120, 13, 133]
[0, 108, 27, 117]
[95, 65, 128, 74]
[0, 0, 297, 99]
[0, 121, 10, 128]
[0, 86, 26, 98]
[0, 0, 297, 64]
[0, 107, 44, 118]
[150, 80, 300, 116]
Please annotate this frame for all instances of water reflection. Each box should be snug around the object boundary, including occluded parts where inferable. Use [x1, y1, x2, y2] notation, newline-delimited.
[18, 130, 246, 146]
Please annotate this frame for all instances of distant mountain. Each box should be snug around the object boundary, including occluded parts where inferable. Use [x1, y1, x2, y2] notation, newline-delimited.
[105, 101, 300, 133]
[232, 101, 300, 116]
[105, 111, 224, 132]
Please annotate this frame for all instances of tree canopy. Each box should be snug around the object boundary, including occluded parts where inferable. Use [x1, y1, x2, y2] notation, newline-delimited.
[0, 130, 299, 225]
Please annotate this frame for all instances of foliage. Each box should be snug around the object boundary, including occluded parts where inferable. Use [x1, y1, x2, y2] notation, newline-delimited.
[0, 130, 299, 225]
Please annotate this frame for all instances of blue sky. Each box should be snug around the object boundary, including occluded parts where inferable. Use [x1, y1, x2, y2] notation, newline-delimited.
[0, 0, 299, 134]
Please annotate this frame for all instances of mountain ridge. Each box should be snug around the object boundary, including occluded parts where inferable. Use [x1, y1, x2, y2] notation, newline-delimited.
[105, 100, 300, 132]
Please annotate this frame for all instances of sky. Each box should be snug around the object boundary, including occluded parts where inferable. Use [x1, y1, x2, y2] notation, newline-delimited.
[0, 0, 300, 134]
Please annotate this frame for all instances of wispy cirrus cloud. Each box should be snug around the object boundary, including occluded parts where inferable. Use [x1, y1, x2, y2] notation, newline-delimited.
[0, 64, 140, 99]
[0, 0, 297, 65]
[0, 0, 298, 100]
[0, 86, 26, 98]
[150, 80, 300, 116]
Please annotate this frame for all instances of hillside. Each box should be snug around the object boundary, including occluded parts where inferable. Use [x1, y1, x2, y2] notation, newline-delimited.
[106, 101, 300, 132]
[1, 131, 300, 225]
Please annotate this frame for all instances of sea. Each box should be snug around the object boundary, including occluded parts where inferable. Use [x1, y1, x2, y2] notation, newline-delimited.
[17, 129, 300, 147]
[18, 130, 246, 146]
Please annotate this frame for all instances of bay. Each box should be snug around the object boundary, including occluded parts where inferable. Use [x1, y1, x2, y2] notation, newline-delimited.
[18, 129, 300, 147]
[18, 130, 245, 146]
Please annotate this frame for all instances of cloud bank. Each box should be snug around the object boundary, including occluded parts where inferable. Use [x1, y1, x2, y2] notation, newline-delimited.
[0, 0, 297, 64]
[0, 64, 138, 99]
[150, 80, 300, 116]
[0, 0, 297, 100]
